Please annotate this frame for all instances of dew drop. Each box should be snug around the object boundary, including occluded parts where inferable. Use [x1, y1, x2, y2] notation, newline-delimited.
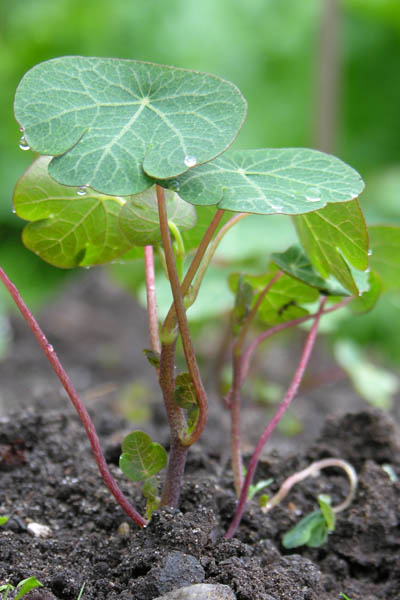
[19, 126, 25, 133]
[305, 187, 321, 202]
[77, 186, 88, 196]
[368, 249, 373, 256]
[12, 208, 16, 214]
[169, 180, 180, 192]
[48, 345, 54, 353]
[184, 155, 197, 168]
[19, 135, 30, 151]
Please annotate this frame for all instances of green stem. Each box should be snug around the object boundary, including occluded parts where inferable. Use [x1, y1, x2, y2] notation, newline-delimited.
[156, 185, 208, 447]
[189, 212, 250, 307]
[168, 220, 185, 282]
[162, 208, 225, 339]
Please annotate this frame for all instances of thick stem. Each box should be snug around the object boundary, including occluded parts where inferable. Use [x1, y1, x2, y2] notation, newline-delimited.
[156, 185, 208, 447]
[160, 436, 189, 507]
[262, 458, 358, 514]
[225, 297, 327, 539]
[0, 267, 147, 528]
[144, 245, 161, 355]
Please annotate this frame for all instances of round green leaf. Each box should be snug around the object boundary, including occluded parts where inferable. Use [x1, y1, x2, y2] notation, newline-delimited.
[13, 157, 131, 268]
[119, 186, 196, 246]
[14, 57, 247, 196]
[120, 431, 167, 482]
[369, 225, 400, 291]
[165, 148, 364, 214]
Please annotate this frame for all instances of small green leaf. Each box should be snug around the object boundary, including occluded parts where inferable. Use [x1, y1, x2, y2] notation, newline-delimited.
[166, 148, 364, 215]
[349, 271, 381, 314]
[14, 157, 131, 268]
[0, 516, 9, 526]
[15, 57, 247, 195]
[339, 594, 352, 600]
[318, 495, 335, 531]
[271, 245, 349, 296]
[119, 186, 196, 246]
[14, 577, 43, 600]
[248, 478, 273, 501]
[229, 266, 319, 326]
[294, 200, 369, 294]
[143, 349, 161, 368]
[282, 510, 329, 549]
[369, 225, 400, 291]
[174, 373, 199, 434]
[120, 431, 167, 482]
[142, 476, 161, 520]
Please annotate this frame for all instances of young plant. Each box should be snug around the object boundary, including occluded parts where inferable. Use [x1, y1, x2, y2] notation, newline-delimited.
[0, 577, 42, 600]
[2, 56, 399, 537]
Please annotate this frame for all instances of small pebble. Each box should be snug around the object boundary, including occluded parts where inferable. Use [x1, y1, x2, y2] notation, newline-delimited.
[152, 583, 236, 600]
[117, 521, 130, 537]
[27, 522, 52, 538]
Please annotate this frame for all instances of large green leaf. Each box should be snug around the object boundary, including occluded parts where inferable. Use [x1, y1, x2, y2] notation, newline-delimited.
[14, 57, 247, 196]
[294, 200, 369, 294]
[119, 431, 167, 482]
[163, 148, 364, 214]
[13, 157, 132, 268]
[369, 225, 400, 290]
[119, 186, 197, 246]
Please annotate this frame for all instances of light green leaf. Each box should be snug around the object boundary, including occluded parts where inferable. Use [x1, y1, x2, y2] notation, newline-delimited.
[334, 339, 399, 410]
[120, 431, 167, 482]
[15, 57, 247, 195]
[0, 516, 9, 526]
[369, 225, 400, 290]
[271, 245, 349, 296]
[14, 577, 43, 600]
[282, 510, 328, 549]
[165, 148, 364, 215]
[14, 157, 132, 268]
[229, 266, 319, 325]
[142, 476, 161, 520]
[294, 200, 369, 294]
[119, 186, 196, 246]
[318, 495, 335, 531]
[349, 271, 381, 314]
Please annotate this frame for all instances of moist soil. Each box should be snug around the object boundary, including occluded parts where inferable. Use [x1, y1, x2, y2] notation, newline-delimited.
[1, 270, 399, 600]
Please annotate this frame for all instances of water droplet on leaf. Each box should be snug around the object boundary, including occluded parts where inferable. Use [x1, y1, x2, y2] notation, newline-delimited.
[368, 249, 373, 256]
[184, 155, 197, 167]
[77, 186, 88, 196]
[305, 187, 321, 202]
[169, 180, 180, 192]
[19, 135, 30, 151]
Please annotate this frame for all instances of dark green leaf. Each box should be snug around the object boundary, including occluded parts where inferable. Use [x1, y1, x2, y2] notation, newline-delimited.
[119, 186, 196, 246]
[165, 148, 364, 215]
[294, 200, 369, 294]
[15, 57, 247, 195]
[120, 431, 167, 482]
[14, 157, 132, 268]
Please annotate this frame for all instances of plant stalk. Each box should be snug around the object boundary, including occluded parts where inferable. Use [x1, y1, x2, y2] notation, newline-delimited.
[144, 245, 161, 355]
[0, 267, 147, 528]
[225, 297, 327, 539]
[156, 184, 208, 446]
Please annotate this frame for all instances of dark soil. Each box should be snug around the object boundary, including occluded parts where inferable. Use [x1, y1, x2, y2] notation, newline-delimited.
[1, 271, 400, 600]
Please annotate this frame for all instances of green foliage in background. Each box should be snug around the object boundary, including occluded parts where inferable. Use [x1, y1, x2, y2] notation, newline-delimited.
[1, 0, 400, 364]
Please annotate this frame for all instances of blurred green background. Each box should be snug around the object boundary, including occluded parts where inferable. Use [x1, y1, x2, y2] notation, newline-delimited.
[1, 0, 400, 367]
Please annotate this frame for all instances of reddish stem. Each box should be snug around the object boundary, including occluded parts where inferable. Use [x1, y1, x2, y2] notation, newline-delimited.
[156, 185, 208, 447]
[144, 245, 161, 355]
[0, 267, 147, 528]
[225, 297, 327, 539]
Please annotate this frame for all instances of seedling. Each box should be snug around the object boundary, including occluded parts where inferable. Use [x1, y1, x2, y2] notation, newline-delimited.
[0, 577, 42, 600]
[2, 56, 400, 538]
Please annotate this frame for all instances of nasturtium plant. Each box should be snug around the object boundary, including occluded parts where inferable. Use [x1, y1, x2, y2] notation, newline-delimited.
[14, 56, 247, 195]
[4, 55, 400, 541]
